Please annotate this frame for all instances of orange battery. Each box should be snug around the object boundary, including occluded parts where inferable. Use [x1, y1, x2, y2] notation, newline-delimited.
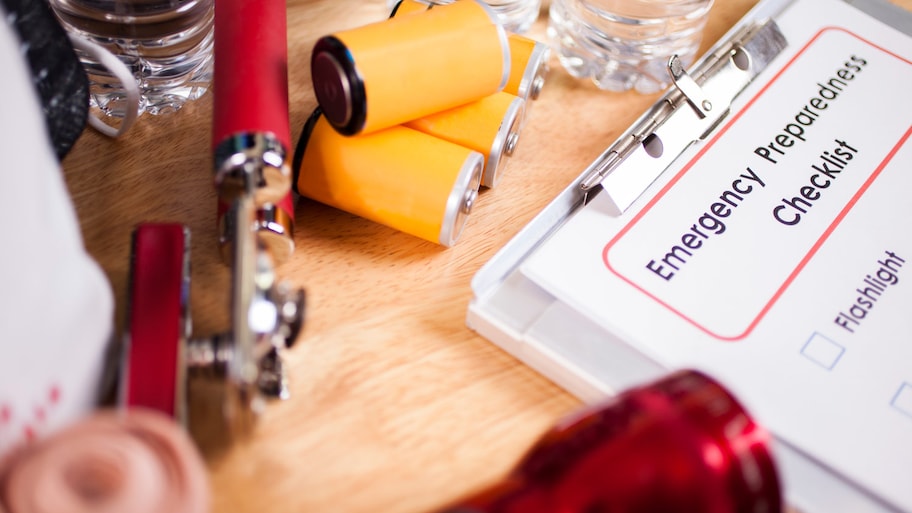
[390, 0, 550, 103]
[505, 33, 550, 103]
[404, 91, 525, 188]
[311, 0, 509, 136]
[293, 110, 483, 246]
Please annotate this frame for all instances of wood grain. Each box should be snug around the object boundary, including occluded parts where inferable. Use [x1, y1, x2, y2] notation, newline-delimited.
[59, 0, 910, 512]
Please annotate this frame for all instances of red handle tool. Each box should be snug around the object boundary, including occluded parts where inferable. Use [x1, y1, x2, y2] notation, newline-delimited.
[212, 0, 292, 205]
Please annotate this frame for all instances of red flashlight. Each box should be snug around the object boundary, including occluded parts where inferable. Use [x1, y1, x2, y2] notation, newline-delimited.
[434, 370, 782, 513]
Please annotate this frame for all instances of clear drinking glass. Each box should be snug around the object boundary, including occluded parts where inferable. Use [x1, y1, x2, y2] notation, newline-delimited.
[548, 0, 713, 93]
[387, 0, 542, 34]
[485, 0, 542, 33]
[49, 0, 214, 117]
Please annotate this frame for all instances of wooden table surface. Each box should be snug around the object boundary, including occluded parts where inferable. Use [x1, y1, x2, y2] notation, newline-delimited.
[58, 0, 910, 511]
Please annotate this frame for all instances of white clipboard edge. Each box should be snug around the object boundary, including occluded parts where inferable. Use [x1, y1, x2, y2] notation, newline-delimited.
[466, 0, 912, 510]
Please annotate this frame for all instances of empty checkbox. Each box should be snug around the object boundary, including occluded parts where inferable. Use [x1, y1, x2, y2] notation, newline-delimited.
[891, 383, 912, 418]
[800, 333, 845, 370]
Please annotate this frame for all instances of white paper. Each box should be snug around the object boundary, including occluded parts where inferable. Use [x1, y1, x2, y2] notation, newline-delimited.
[0, 8, 114, 456]
[522, 0, 912, 509]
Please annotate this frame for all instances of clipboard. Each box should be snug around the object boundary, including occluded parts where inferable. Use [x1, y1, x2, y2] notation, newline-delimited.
[466, 0, 912, 511]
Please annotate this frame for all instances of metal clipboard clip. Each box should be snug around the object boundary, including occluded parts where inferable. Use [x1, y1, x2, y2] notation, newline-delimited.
[580, 19, 789, 214]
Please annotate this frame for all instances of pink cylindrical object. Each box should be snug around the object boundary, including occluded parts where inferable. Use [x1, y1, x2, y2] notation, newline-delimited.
[0, 409, 210, 513]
